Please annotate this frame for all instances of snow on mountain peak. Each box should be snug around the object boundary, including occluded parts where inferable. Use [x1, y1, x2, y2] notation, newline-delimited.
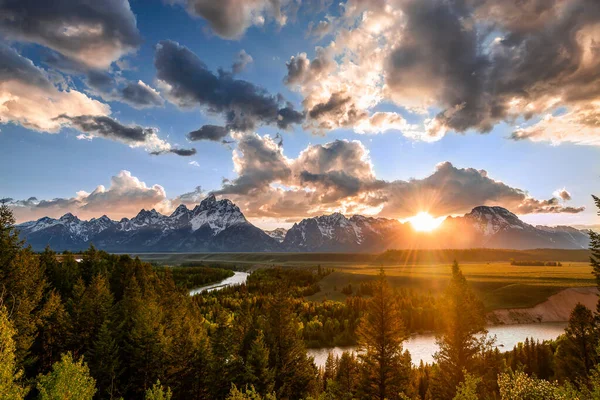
[189, 195, 247, 235]
[466, 206, 527, 236]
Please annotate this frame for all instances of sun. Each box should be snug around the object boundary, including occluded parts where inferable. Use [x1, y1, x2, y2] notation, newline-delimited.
[408, 212, 444, 232]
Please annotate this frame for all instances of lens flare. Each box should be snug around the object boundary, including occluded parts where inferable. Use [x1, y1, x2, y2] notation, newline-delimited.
[408, 212, 444, 232]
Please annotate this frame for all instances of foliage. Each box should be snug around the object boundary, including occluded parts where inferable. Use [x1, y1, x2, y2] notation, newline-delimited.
[145, 380, 172, 400]
[37, 352, 97, 400]
[227, 384, 277, 400]
[0, 304, 27, 399]
[453, 371, 480, 400]
[497, 370, 577, 400]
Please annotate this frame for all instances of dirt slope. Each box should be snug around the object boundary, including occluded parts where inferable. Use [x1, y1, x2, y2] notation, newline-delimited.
[488, 287, 599, 325]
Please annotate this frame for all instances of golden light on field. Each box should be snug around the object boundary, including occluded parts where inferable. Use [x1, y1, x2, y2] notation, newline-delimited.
[408, 212, 444, 232]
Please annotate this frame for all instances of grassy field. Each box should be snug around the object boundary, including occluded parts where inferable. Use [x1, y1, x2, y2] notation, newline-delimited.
[307, 262, 594, 310]
[130, 251, 595, 311]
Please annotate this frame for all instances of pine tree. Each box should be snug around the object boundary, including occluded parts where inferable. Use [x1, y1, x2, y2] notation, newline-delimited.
[209, 310, 243, 399]
[356, 270, 411, 400]
[37, 352, 97, 400]
[88, 320, 121, 399]
[431, 261, 487, 400]
[244, 330, 275, 396]
[0, 305, 28, 399]
[265, 287, 318, 400]
[555, 303, 597, 381]
[0, 204, 47, 369]
[333, 351, 359, 399]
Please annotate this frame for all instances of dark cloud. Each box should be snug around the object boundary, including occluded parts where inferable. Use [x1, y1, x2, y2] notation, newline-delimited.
[0, 0, 142, 69]
[384, 0, 600, 139]
[43, 50, 164, 109]
[187, 125, 230, 141]
[151, 148, 198, 156]
[55, 115, 191, 155]
[232, 50, 253, 74]
[154, 40, 304, 131]
[120, 81, 165, 108]
[0, 44, 54, 90]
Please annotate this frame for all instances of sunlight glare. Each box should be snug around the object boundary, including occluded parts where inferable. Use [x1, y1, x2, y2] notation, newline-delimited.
[408, 212, 444, 232]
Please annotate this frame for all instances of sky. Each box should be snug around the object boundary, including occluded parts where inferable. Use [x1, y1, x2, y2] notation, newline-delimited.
[1, 0, 600, 230]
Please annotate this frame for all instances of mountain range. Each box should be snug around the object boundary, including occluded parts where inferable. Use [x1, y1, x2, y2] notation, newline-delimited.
[16, 196, 591, 252]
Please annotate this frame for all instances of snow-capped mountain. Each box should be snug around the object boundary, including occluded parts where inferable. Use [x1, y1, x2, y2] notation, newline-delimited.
[16, 201, 590, 252]
[18, 195, 278, 252]
[282, 213, 405, 252]
[440, 206, 590, 249]
[265, 228, 288, 243]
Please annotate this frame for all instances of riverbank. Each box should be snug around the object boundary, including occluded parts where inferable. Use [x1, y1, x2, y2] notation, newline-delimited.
[308, 322, 568, 367]
[487, 287, 598, 325]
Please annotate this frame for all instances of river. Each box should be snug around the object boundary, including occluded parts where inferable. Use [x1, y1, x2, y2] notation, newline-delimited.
[189, 271, 250, 295]
[308, 322, 568, 368]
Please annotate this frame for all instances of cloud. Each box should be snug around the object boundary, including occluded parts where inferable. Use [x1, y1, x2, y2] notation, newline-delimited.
[189, 161, 200, 167]
[232, 50, 253, 74]
[0, 0, 142, 69]
[554, 188, 573, 201]
[283, 0, 600, 146]
[166, 0, 290, 39]
[0, 44, 110, 132]
[187, 125, 230, 142]
[151, 148, 198, 156]
[57, 114, 194, 155]
[43, 51, 165, 109]
[120, 81, 165, 109]
[8, 171, 169, 222]
[214, 134, 584, 220]
[155, 40, 304, 131]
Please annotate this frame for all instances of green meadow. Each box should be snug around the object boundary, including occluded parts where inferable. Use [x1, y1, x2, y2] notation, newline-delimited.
[131, 249, 595, 311]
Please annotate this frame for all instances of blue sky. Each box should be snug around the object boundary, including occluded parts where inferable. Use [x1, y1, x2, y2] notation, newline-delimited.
[1, 0, 599, 229]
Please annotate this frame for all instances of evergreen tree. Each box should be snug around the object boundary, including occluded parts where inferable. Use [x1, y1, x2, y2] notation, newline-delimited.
[0, 304, 28, 399]
[37, 352, 97, 400]
[555, 303, 597, 381]
[356, 270, 411, 400]
[333, 352, 359, 400]
[265, 287, 317, 400]
[209, 310, 243, 399]
[0, 204, 48, 369]
[244, 330, 275, 397]
[88, 320, 121, 399]
[431, 261, 487, 400]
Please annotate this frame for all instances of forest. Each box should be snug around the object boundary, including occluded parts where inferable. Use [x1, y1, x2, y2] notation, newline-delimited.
[1, 196, 600, 400]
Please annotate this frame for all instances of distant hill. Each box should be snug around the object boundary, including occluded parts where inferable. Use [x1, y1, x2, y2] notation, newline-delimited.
[17, 196, 590, 252]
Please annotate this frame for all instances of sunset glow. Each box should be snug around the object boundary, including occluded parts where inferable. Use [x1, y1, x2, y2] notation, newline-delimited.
[408, 212, 444, 232]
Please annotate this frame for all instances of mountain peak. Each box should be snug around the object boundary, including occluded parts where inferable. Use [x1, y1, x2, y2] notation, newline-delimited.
[59, 212, 79, 222]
